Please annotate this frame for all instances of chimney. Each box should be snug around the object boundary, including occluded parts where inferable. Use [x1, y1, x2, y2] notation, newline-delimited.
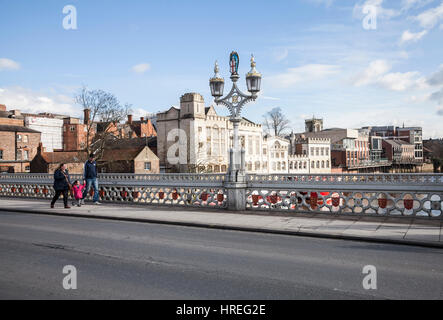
[128, 114, 133, 124]
[84, 109, 90, 125]
[140, 117, 144, 122]
[37, 142, 45, 154]
[0, 104, 6, 112]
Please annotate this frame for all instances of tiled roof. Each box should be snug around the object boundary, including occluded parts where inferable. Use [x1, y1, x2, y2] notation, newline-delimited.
[0, 125, 41, 133]
[40, 151, 88, 164]
[100, 147, 144, 161]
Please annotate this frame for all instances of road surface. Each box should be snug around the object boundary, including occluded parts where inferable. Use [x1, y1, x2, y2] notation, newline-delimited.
[0, 211, 442, 299]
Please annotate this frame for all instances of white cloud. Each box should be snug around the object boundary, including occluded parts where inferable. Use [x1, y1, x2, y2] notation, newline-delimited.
[400, 29, 428, 43]
[0, 86, 78, 116]
[379, 72, 427, 91]
[268, 64, 340, 88]
[415, 2, 443, 29]
[131, 63, 151, 74]
[273, 48, 289, 62]
[401, 0, 436, 11]
[352, 60, 391, 86]
[353, 0, 400, 20]
[261, 96, 281, 101]
[0, 58, 20, 71]
[352, 60, 427, 91]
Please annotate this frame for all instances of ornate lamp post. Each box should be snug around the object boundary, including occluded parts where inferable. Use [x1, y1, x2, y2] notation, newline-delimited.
[209, 51, 262, 174]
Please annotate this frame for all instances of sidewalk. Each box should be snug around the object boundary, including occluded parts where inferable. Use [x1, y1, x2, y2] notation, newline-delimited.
[0, 198, 442, 248]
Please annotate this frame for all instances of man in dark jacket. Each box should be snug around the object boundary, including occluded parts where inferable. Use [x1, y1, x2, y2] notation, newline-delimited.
[83, 153, 100, 204]
[51, 163, 71, 209]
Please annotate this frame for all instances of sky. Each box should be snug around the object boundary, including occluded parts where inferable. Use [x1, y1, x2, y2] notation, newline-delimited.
[1, 0, 443, 138]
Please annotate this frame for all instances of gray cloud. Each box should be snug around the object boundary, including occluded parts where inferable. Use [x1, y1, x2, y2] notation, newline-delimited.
[428, 66, 443, 86]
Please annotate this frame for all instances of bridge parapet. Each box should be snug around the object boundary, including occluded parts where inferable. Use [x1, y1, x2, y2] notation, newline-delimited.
[1, 173, 442, 218]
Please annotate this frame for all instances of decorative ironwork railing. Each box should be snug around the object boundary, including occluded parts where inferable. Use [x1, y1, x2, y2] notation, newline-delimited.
[0, 173, 227, 208]
[1, 173, 442, 218]
[246, 174, 443, 218]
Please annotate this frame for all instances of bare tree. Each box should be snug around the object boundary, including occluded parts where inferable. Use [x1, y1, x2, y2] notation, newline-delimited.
[75, 86, 132, 158]
[263, 107, 291, 136]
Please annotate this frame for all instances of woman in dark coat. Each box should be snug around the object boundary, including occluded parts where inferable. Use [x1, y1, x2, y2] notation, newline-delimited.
[50, 163, 72, 209]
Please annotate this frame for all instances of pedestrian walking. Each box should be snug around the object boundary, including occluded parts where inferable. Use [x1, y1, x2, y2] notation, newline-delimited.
[72, 180, 86, 207]
[83, 153, 101, 204]
[50, 163, 72, 209]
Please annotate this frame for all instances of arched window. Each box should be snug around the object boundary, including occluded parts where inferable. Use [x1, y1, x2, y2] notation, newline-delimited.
[277, 162, 281, 170]
[321, 161, 325, 168]
[326, 160, 329, 168]
[311, 161, 315, 168]
[317, 161, 320, 168]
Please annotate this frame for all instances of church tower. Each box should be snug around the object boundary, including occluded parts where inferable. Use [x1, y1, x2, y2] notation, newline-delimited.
[305, 116, 323, 133]
[180, 93, 205, 119]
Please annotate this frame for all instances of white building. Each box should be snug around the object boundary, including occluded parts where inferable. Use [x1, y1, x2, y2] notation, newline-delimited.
[288, 135, 331, 173]
[24, 115, 64, 152]
[157, 92, 332, 174]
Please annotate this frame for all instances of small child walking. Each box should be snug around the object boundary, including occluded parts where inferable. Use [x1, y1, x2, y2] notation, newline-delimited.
[72, 180, 86, 207]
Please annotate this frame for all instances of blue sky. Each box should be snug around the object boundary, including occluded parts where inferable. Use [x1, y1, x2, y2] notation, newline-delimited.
[1, 0, 443, 137]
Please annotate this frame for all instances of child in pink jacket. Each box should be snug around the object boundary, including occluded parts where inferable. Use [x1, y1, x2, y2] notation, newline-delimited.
[72, 180, 86, 207]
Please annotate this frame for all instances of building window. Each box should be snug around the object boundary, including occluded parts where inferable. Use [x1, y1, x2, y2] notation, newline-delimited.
[17, 134, 22, 142]
[16, 150, 22, 160]
[326, 160, 330, 168]
[0, 150, 2, 160]
[24, 150, 29, 160]
[311, 161, 315, 168]
[70, 126, 75, 132]
[23, 135, 28, 143]
[144, 162, 151, 170]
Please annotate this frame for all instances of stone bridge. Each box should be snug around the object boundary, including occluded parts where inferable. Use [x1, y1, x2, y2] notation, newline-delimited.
[0, 173, 442, 218]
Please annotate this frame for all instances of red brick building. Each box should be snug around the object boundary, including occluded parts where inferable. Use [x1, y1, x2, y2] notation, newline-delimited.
[62, 109, 94, 151]
[30, 143, 88, 174]
[0, 125, 41, 173]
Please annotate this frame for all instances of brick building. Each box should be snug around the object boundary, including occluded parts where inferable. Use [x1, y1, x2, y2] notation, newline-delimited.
[0, 104, 25, 126]
[119, 115, 157, 138]
[97, 145, 159, 174]
[30, 143, 88, 174]
[0, 125, 41, 173]
[62, 109, 93, 151]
